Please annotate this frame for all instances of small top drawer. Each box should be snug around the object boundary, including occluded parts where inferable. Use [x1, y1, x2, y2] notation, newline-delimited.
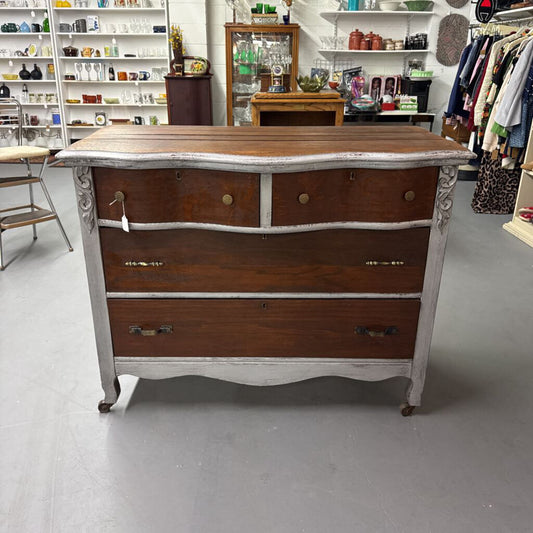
[93, 168, 260, 227]
[272, 167, 438, 225]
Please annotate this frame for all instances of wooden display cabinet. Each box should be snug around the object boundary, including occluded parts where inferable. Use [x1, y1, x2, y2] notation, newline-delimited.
[165, 75, 213, 125]
[225, 23, 299, 126]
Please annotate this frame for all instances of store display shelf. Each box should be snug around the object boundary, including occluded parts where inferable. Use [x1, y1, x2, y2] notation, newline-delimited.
[0, 32, 51, 36]
[66, 125, 99, 129]
[64, 103, 165, 106]
[0, 6, 48, 9]
[320, 10, 433, 24]
[63, 80, 164, 84]
[59, 56, 167, 61]
[0, 79, 57, 83]
[503, 216, 533, 247]
[0, 124, 61, 129]
[17, 102, 58, 106]
[318, 49, 429, 60]
[0, 56, 54, 60]
[53, 7, 165, 12]
[56, 32, 167, 37]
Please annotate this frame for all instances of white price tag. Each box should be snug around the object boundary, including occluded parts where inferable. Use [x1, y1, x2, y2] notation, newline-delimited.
[121, 214, 130, 232]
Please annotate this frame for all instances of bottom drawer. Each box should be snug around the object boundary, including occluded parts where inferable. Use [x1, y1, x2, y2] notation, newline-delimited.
[108, 299, 420, 359]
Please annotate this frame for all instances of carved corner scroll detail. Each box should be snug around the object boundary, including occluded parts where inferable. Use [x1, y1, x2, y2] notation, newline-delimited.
[73, 166, 95, 233]
[437, 166, 458, 233]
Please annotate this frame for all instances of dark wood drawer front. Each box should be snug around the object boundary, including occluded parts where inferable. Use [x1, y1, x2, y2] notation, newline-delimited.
[101, 227, 430, 293]
[272, 167, 438, 225]
[93, 168, 260, 226]
[108, 299, 420, 359]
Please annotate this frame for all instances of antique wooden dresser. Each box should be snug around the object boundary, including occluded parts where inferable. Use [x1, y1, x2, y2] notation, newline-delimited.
[57, 126, 472, 415]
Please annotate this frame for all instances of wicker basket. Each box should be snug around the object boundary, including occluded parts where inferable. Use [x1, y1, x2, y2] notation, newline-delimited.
[252, 13, 278, 24]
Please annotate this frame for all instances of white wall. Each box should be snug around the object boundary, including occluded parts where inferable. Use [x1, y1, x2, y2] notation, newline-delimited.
[168, 0, 471, 132]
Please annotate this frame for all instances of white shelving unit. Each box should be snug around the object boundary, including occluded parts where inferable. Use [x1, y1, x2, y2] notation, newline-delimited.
[503, 127, 533, 248]
[318, 9, 435, 74]
[0, 1, 64, 149]
[320, 9, 434, 24]
[318, 49, 430, 61]
[51, 0, 170, 143]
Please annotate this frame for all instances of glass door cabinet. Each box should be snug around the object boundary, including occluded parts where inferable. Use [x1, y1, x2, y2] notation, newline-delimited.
[225, 23, 299, 126]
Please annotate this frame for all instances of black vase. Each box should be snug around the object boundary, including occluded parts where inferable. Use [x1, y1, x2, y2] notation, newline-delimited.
[30, 64, 42, 80]
[19, 63, 31, 80]
[0, 83, 10, 98]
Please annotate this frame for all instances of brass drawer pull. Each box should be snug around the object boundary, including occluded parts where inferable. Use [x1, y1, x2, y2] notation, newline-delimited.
[404, 190, 416, 202]
[129, 325, 173, 336]
[124, 261, 164, 267]
[222, 194, 234, 206]
[366, 260, 405, 266]
[109, 191, 125, 206]
[298, 193, 310, 205]
[355, 326, 399, 337]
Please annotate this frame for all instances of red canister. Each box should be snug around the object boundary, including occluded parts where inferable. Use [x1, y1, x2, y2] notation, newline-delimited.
[349, 28, 363, 50]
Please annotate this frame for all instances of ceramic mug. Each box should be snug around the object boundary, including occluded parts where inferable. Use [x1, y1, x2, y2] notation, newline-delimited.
[1, 23, 20, 32]
[138, 70, 150, 81]
[58, 23, 71, 32]
[117, 71, 127, 81]
[128, 72, 138, 81]
[81, 47, 94, 57]
[30, 115, 39, 125]
[74, 19, 87, 33]
[31, 23, 43, 32]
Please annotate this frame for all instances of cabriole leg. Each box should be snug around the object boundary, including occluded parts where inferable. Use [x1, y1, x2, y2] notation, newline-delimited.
[98, 377, 121, 413]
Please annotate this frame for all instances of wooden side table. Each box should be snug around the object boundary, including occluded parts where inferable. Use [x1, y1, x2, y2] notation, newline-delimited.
[165, 75, 213, 126]
[251, 91, 344, 126]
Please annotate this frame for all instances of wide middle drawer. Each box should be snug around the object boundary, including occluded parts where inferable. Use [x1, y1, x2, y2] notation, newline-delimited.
[101, 227, 430, 294]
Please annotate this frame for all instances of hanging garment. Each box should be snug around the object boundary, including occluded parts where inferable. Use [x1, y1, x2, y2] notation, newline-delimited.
[509, 61, 533, 148]
[482, 54, 517, 152]
[493, 38, 533, 129]
[445, 43, 473, 120]
[474, 32, 522, 126]
[460, 38, 483, 88]
[472, 151, 522, 213]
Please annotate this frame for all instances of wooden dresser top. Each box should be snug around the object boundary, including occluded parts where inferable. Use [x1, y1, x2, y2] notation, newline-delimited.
[57, 125, 473, 171]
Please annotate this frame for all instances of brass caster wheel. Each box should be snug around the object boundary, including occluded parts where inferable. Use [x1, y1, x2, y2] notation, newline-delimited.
[400, 403, 415, 417]
[98, 401, 113, 413]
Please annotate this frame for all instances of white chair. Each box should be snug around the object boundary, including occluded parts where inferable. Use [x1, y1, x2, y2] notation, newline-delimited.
[0, 97, 72, 270]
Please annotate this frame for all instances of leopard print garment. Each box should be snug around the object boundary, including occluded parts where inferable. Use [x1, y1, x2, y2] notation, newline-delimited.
[472, 151, 521, 213]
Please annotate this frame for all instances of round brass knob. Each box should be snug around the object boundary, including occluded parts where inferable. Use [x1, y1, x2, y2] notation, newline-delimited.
[298, 193, 310, 205]
[222, 194, 234, 206]
[404, 190, 416, 202]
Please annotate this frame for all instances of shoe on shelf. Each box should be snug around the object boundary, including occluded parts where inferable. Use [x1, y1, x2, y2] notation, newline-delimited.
[517, 206, 533, 222]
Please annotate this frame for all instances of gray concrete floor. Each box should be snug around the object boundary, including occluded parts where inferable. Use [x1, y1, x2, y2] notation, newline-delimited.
[1, 167, 532, 533]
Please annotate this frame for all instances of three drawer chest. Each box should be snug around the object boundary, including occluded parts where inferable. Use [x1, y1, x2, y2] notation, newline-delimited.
[57, 126, 472, 415]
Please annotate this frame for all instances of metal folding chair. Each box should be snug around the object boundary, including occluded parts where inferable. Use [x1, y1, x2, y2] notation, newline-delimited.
[0, 97, 72, 270]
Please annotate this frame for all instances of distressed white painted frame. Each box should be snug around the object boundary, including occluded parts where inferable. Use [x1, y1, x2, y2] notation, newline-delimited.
[69, 154, 464, 412]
